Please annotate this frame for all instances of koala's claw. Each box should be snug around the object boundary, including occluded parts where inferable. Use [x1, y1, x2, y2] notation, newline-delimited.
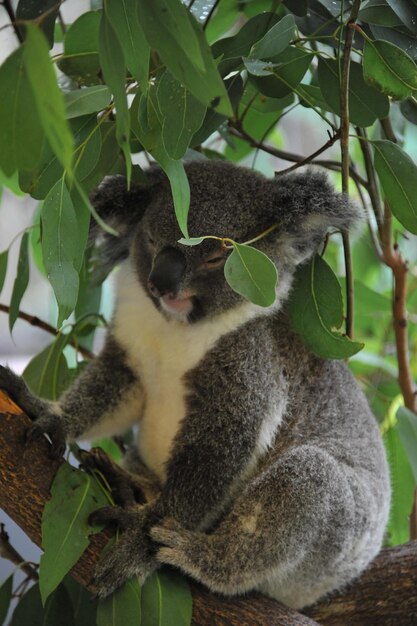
[25, 420, 66, 459]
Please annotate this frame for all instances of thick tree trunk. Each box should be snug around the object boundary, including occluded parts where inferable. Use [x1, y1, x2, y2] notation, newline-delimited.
[1, 391, 416, 626]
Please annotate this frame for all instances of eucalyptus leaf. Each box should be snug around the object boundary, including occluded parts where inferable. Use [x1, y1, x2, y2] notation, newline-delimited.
[363, 39, 417, 100]
[157, 71, 206, 159]
[64, 86, 111, 119]
[106, 0, 150, 93]
[0, 575, 13, 626]
[41, 178, 81, 326]
[224, 243, 277, 307]
[58, 11, 102, 85]
[99, 11, 131, 183]
[63, 576, 97, 626]
[317, 58, 389, 126]
[23, 335, 71, 400]
[39, 464, 110, 604]
[250, 47, 313, 98]
[178, 237, 205, 246]
[0, 250, 8, 296]
[287, 255, 364, 360]
[16, 0, 60, 48]
[384, 424, 416, 545]
[400, 97, 417, 124]
[397, 406, 417, 482]
[358, 2, 403, 27]
[141, 569, 192, 626]
[243, 58, 277, 76]
[372, 139, 417, 234]
[370, 25, 417, 60]
[0, 46, 44, 176]
[97, 577, 141, 626]
[11, 583, 74, 626]
[249, 14, 296, 60]
[9, 232, 30, 334]
[386, 0, 417, 35]
[137, 0, 232, 116]
[24, 25, 74, 172]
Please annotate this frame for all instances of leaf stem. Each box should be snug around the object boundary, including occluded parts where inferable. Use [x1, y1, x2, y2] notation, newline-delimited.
[2, 0, 24, 43]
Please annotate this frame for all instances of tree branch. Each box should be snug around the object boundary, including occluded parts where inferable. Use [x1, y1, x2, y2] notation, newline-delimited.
[1, 0, 24, 43]
[2, 392, 417, 625]
[355, 127, 383, 226]
[0, 304, 94, 361]
[0, 523, 38, 581]
[339, 0, 361, 339]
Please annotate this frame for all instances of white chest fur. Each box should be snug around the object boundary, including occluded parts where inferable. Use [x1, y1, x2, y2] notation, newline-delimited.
[112, 262, 267, 479]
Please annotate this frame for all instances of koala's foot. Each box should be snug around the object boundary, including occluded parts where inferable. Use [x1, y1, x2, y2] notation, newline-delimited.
[26, 415, 67, 459]
[0, 365, 29, 407]
[79, 447, 159, 506]
[89, 504, 157, 597]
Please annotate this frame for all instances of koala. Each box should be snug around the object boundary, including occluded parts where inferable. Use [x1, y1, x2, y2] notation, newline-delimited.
[0, 161, 390, 610]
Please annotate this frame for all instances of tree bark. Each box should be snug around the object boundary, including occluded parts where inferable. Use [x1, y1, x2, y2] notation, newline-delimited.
[1, 391, 417, 626]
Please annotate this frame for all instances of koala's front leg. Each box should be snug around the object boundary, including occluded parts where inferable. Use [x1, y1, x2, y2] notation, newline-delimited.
[0, 335, 141, 458]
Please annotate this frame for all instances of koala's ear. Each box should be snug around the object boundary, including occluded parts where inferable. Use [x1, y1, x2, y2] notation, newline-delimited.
[89, 170, 163, 274]
[270, 170, 362, 265]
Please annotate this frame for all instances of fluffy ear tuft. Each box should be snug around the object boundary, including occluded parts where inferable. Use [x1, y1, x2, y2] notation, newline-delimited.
[271, 170, 362, 265]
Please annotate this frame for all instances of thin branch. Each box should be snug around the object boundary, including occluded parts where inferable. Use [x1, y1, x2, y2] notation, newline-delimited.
[2, 0, 24, 43]
[379, 202, 417, 413]
[380, 117, 397, 143]
[355, 127, 383, 225]
[275, 129, 341, 176]
[0, 523, 38, 581]
[0, 304, 94, 361]
[339, 0, 361, 339]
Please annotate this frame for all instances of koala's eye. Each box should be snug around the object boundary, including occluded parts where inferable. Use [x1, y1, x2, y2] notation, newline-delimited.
[201, 251, 227, 270]
[147, 234, 155, 246]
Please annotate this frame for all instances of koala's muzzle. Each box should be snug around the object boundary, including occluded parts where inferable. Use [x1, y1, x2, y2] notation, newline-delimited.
[148, 247, 186, 298]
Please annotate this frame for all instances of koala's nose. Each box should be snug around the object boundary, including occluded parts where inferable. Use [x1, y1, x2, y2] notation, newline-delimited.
[148, 246, 186, 298]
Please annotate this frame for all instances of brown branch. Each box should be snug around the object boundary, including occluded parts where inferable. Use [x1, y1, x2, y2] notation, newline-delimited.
[0, 304, 94, 361]
[1, 0, 24, 43]
[275, 129, 341, 176]
[379, 202, 417, 413]
[2, 392, 417, 625]
[355, 127, 383, 225]
[0, 523, 38, 581]
[410, 488, 417, 541]
[339, 0, 361, 340]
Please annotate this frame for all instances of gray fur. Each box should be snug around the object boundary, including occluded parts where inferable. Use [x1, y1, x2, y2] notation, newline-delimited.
[0, 161, 389, 608]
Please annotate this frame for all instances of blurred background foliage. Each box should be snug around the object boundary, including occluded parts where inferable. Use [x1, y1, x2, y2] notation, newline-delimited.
[0, 0, 417, 623]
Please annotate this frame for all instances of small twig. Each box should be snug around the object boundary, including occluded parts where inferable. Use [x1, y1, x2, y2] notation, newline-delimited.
[275, 129, 341, 176]
[380, 202, 417, 413]
[2, 0, 24, 43]
[355, 127, 383, 226]
[57, 10, 66, 34]
[380, 117, 397, 143]
[0, 304, 94, 361]
[0, 523, 38, 581]
[339, 0, 361, 339]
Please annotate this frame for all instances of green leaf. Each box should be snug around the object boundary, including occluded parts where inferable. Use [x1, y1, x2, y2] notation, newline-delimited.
[243, 58, 277, 77]
[9, 233, 30, 333]
[372, 139, 417, 234]
[99, 11, 131, 184]
[0, 575, 13, 626]
[0, 46, 44, 176]
[400, 97, 417, 124]
[384, 424, 416, 546]
[141, 569, 192, 626]
[77, 121, 120, 192]
[39, 464, 110, 604]
[224, 243, 277, 307]
[317, 58, 389, 126]
[41, 178, 81, 326]
[106, 0, 150, 93]
[16, 0, 60, 48]
[97, 577, 141, 626]
[161, 159, 190, 240]
[397, 406, 417, 482]
[63, 576, 97, 626]
[358, 1, 403, 27]
[11, 583, 74, 626]
[249, 14, 295, 60]
[137, 0, 232, 116]
[250, 47, 313, 98]
[58, 11, 102, 86]
[24, 25, 74, 172]
[23, 335, 71, 400]
[386, 0, 417, 35]
[0, 250, 8, 296]
[370, 25, 417, 60]
[363, 39, 417, 100]
[287, 255, 364, 360]
[157, 71, 206, 159]
[64, 86, 111, 119]
[178, 237, 205, 246]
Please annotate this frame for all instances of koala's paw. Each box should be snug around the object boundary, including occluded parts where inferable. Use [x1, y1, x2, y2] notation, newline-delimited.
[26, 415, 67, 459]
[89, 505, 156, 597]
[0, 365, 27, 401]
[151, 518, 196, 571]
[79, 448, 147, 507]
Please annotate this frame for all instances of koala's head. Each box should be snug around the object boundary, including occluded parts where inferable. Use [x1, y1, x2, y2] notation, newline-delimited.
[91, 161, 360, 323]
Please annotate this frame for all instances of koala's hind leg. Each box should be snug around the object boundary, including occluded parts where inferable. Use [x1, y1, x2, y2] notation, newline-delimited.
[152, 444, 382, 610]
